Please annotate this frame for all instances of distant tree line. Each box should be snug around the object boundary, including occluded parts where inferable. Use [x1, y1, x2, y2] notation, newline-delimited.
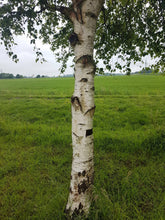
[0, 73, 24, 79]
[36, 75, 46, 78]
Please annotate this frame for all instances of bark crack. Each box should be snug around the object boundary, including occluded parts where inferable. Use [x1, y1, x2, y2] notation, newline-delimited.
[84, 106, 96, 116]
[73, 132, 79, 138]
[82, 158, 93, 164]
[73, 132, 83, 145]
[87, 71, 95, 75]
[73, 158, 93, 165]
[72, 0, 86, 23]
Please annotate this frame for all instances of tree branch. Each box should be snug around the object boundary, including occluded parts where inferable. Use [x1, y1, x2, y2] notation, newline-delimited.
[36, 3, 73, 21]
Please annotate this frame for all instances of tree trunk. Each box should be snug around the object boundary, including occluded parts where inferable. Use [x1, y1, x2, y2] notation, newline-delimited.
[65, 0, 104, 218]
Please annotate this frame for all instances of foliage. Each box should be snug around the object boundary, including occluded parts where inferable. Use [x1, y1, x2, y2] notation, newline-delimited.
[0, 75, 165, 219]
[0, 0, 164, 73]
[95, 0, 165, 73]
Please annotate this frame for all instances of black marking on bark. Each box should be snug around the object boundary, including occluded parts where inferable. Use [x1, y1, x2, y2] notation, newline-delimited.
[73, 132, 79, 138]
[82, 158, 93, 164]
[91, 86, 95, 91]
[87, 71, 95, 75]
[72, 207, 84, 218]
[85, 12, 97, 19]
[64, 207, 71, 215]
[87, 175, 90, 183]
[65, 206, 85, 219]
[78, 179, 89, 194]
[86, 129, 93, 137]
[71, 96, 82, 111]
[78, 123, 85, 126]
[87, 173, 94, 185]
[72, 207, 79, 217]
[70, 187, 73, 194]
[69, 32, 79, 47]
[80, 78, 88, 82]
[82, 170, 86, 176]
[78, 170, 86, 177]
[79, 202, 83, 210]
[84, 106, 96, 116]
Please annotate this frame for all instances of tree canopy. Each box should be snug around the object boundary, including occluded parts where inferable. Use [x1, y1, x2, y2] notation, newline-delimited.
[0, 0, 165, 73]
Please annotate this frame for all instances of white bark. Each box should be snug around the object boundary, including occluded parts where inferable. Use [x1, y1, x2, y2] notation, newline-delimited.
[66, 0, 104, 217]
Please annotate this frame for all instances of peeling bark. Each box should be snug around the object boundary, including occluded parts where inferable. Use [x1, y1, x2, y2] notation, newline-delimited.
[71, 96, 83, 112]
[66, 0, 104, 218]
[84, 105, 96, 116]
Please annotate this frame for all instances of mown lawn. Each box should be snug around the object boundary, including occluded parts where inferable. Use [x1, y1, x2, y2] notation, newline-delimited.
[0, 75, 165, 219]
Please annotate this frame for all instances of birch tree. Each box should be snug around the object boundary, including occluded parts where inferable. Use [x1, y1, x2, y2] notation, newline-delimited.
[0, 0, 164, 218]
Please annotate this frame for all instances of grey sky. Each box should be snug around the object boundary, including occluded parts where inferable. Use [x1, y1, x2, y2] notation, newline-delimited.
[0, 35, 73, 77]
[0, 35, 154, 77]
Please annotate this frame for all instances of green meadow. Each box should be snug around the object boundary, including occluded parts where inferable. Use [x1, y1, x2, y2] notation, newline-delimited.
[0, 75, 165, 219]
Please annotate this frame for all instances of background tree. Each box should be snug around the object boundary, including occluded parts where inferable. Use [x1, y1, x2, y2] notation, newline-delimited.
[16, 73, 24, 78]
[0, 0, 164, 218]
[0, 73, 14, 79]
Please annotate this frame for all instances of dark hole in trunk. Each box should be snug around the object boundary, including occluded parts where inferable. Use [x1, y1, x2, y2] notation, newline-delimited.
[86, 129, 93, 137]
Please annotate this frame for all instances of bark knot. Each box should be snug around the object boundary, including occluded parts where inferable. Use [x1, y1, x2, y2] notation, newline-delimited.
[76, 55, 93, 67]
[71, 96, 82, 112]
[69, 32, 79, 47]
[80, 78, 88, 82]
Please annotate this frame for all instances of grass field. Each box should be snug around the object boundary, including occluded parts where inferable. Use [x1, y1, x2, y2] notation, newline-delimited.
[0, 75, 165, 219]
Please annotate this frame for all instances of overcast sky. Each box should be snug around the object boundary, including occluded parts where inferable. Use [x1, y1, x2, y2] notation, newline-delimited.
[0, 35, 74, 77]
[0, 35, 153, 77]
